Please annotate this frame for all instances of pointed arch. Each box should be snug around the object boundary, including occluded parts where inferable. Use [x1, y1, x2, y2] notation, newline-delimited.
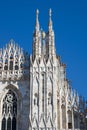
[1, 84, 22, 130]
[1, 90, 17, 130]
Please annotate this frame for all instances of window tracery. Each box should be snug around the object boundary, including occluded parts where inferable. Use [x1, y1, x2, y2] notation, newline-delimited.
[1, 90, 17, 130]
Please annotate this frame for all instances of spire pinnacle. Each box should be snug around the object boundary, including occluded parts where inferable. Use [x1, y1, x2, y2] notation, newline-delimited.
[35, 9, 39, 31]
[49, 8, 52, 19]
[49, 8, 53, 31]
[36, 9, 39, 21]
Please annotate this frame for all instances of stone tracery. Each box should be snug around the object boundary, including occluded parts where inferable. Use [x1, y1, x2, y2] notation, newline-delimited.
[2, 90, 17, 130]
[0, 40, 29, 80]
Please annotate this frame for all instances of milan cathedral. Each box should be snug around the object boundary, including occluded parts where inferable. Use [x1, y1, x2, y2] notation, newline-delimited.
[0, 9, 87, 130]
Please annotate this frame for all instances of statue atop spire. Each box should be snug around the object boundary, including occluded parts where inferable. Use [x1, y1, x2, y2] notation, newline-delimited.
[35, 9, 39, 32]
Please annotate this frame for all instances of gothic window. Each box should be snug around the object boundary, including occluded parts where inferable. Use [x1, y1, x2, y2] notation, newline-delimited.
[1, 90, 17, 130]
[15, 65, 18, 70]
[68, 111, 72, 129]
[4, 66, 8, 70]
[9, 61, 13, 70]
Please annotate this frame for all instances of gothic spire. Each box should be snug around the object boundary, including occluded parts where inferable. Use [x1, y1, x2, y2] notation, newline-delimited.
[33, 9, 41, 61]
[46, 9, 56, 59]
[48, 9, 53, 32]
[35, 9, 40, 32]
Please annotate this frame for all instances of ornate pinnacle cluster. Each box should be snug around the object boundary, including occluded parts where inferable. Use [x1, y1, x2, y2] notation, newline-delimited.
[33, 9, 55, 61]
[0, 40, 29, 81]
[35, 8, 53, 32]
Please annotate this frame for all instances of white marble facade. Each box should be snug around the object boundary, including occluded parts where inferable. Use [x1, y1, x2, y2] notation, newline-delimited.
[0, 9, 81, 130]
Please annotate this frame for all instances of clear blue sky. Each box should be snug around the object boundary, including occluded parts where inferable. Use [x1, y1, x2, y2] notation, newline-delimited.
[0, 0, 87, 98]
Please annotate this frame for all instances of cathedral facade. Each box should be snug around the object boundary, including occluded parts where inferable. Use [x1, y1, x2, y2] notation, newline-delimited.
[0, 9, 86, 130]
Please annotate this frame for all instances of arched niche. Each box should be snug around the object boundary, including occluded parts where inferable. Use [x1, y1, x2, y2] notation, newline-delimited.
[67, 110, 72, 129]
[61, 105, 66, 129]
